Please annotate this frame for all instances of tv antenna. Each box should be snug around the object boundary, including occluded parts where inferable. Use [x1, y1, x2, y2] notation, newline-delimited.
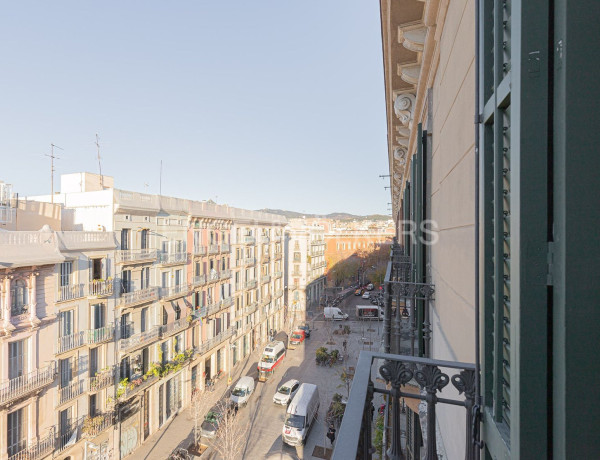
[45, 143, 63, 203]
[94, 134, 104, 188]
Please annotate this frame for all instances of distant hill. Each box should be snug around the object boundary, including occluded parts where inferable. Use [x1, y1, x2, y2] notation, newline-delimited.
[258, 209, 391, 221]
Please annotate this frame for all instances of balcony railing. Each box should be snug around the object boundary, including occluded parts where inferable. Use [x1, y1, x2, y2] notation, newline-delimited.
[274, 252, 282, 260]
[332, 351, 477, 460]
[244, 302, 258, 315]
[56, 283, 85, 303]
[116, 249, 157, 264]
[206, 301, 222, 316]
[208, 270, 220, 282]
[89, 367, 114, 392]
[197, 327, 236, 356]
[8, 429, 55, 460]
[159, 284, 189, 299]
[262, 254, 271, 263]
[193, 274, 207, 286]
[272, 235, 282, 242]
[192, 306, 207, 319]
[86, 325, 114, 344]
[56, 331, 86, 354]
[82, 412, 114, 438]
[244, 257, 256, 266]
[245, 279, 257, 289]
[193, 245, 206, 255]
[274, 290, 284, 299]
[244, 236, 256, 245]
[159, 316, 190, 337]
[0, 362, 56, 405]
[158, 251, 188, 265]
[88, 279, 113, 298]
[58, 378, 86, 405]
[119, 327, 160, 353]
[274, 271, 283, 278]
[121, 373, 157, 400]
[56, 417, 83, 453]
[220, 269, 232, 280]
[260, 295, 271, 306]
[220, 243, 230, 253]
[261, 274, 271, 284]
[260, 236, 270, 244]
[119, 286, 159, 307]
[222, 296, 233, 308]
[209, 244, 220, 254]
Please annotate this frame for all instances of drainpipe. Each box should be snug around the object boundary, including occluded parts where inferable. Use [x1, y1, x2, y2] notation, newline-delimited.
[474, 0, 483, 457]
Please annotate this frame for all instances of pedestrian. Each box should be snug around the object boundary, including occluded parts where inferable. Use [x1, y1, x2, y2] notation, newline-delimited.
[343, 340, 348, 352]
[327, 423, 336, 445]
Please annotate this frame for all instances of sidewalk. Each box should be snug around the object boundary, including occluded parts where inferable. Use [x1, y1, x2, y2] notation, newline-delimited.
[129, 346, 261, 460]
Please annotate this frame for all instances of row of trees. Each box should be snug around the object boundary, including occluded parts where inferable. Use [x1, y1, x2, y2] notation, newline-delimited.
[327, 244, 390, 287]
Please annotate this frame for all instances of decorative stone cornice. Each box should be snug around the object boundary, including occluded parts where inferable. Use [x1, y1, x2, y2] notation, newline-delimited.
[398, 62, 422, 85]
[398, 24, 427, 52]
[393, 93, 416, 126]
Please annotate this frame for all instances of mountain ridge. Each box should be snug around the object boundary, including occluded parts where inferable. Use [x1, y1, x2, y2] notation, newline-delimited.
[257, 209, 391, 221]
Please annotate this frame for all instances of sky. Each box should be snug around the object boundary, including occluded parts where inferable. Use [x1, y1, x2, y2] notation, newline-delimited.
[0, 1, 390, 216]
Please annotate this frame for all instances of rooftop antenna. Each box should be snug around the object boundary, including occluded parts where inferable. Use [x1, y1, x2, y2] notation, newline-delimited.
[95, 134, 104, 188]
[379, 174, 391, 179]
[45, 143, 63, 204]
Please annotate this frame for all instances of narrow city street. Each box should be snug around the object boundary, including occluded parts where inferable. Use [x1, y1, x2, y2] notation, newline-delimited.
[198, 291, 384, 460]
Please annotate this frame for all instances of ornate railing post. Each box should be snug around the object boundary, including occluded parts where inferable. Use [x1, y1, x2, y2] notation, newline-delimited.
[359, 379, 375, 459]
[384, 279, 392, 354]
[451, 369, 477, 460]
[415, 365, 449, 460]
[380, 360, 414, 460]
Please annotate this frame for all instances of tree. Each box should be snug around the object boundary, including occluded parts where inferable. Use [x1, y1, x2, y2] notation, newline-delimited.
[209, 401, 249, 460]
[191, 389, 212, 451]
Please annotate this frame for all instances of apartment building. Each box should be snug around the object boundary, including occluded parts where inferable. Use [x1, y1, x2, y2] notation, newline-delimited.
[27, 172, 287, 458]
[285, 219, 326, 327]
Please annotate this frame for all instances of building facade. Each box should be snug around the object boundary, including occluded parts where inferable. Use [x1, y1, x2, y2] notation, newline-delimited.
[285, 219, 326, 328]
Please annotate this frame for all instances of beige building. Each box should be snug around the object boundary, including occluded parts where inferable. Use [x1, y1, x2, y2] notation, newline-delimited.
[285, 219, 326, 327]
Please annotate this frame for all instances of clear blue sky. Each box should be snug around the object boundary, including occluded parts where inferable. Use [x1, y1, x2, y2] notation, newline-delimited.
[0, 1, 390, 216]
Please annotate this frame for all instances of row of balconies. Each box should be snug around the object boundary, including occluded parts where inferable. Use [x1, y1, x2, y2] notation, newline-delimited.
[56, 279, 113, 303]
[7, 429, 55, 460]
[0, 362, 57, 405]
[261, 274, 271, 284]
[56, 326, 114, 354]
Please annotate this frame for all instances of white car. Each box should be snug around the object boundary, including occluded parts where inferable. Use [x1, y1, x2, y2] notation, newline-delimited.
[273, 379, 300, 405]
[362, 292, 370, 299]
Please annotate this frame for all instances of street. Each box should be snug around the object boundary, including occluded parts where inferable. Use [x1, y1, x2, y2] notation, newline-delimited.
[202, 291, 384, 460]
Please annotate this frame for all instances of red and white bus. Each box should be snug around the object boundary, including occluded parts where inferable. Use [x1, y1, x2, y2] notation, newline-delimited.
[258, 341, 286, 382]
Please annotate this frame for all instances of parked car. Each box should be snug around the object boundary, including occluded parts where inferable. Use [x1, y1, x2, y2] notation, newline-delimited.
[200, 406, 224, 438]
[367, 283, 374, 291]
[362, 292, 370, 299]
[273, 379, 301, 405]
[289, 330, 306, 349]
[324, 307, 348, 320]
[297, 324, 311, 338]
[354, 289, 362, 296]
[230, 376, 255, 407]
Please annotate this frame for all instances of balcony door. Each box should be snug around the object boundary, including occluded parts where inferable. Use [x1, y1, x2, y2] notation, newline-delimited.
[59, 310, 74, 338]
[140, 229, 149, 250]
[8, 340, 26, 379]
[92, 304, 105, 330]
[7, 408, 26, 457]
[59, 357, 74, 388]
[121, 229, 130, 250]
[121, 270, 131, 294]
[89, 347, 98, 377]
[60, 261, 73, 287]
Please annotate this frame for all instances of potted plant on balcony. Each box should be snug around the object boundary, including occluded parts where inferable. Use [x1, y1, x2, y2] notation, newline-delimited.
[82, 414, 108, 438]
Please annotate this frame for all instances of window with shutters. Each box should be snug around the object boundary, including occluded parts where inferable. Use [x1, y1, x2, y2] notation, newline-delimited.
[8, 339, 27, 379]
[10, 279, 28, 315]
[7, 408, 26, 457]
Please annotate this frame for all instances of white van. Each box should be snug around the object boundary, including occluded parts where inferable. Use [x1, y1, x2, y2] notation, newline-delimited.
[324, 307, 348, 321]
[282, 383, 320, 446]
[356, 305, 384, 321]
[230, 376, 255, 407]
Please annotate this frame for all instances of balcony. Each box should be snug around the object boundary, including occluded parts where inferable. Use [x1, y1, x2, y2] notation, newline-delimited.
[260, 236, 270, 244]
[121, 372, 158, 400]
[158, 251, 188, 266]
[261, 274, 271, 284]
[197, 327, 236, 356]
[56, 283, 85, 303]
[235, 258, 244, 268]
[208, 270, 220, 282]
[209, 244, 220, 254]
[192, 306, 207, 319]
[56, 417, 83, 454]
[0, 362, 56, 405]
[8, 430, 55, 460]
[89, 367, 114, 392]
[159, 316, 190, 338]
[245, 279, 257, 290]
[310, 239, 325, 246]
[332, 352, 476, 460]
[119, 327, 160, 353]
[193, 244, 206, 256]
[244, 235, 255, 245]
[260, 295, 271, 306]
[222, 296, 233, 308]
[58, 378, 86, 405]
[81, 412, 114, 438]
[274, 271, 283, 278]
[220, 269, 232, 280]
[274, 252, 282, 261]
[262, 254, 271, 263]
[220, 243, 230, 253]
[88, 279, 113, 298]
[206, 301, 223, 316]
[193, 274, 207, 286]
[272, 235, 282, 242]
[274, 289, 284, 299]
[244, 257, 256, 266]
[159, 284, 190, 300]
[116, 249, 157, 264]
[244, 302, 258, 315]
[118, 286, 159, 307]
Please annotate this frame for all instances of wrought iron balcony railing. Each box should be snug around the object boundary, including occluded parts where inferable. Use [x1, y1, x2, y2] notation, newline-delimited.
[244, 235, 256, 245]
[244, 257, 256, 266]
[118, 286, 159, 307]
[260, 236, 270, 244]
[274, 271, 283, 278]
[193, 274, 207, 286]
[222, 296, 233, 308]
[158, 251, 188, 265]
[220, 269, 232, 280]
[261, 274, 271, 284]
[274, 252, 282, 260]
[244, 302, 258, 315]
[56, 283, 85, 303]
[8, 429, 55, 460]
[245, 279, 257, 289]
[88, 279, 113, 298]
[193, 244, 207, 255]
[159, 316, 190, 338]
[58, 378, 86, 405]
[119, 327, 160, 353]
[82, 412, 114, 438]
[89, 367, 114, 392]
[333, 351, 477, 460]
[274, 289, 284, 299]
[209, 244, 220, 254]
[220, 243, 230, 253]
[56, 331, 86, 354]
[0, 362, 56, 405]
[208, 270, 220, 282]
[159, 284, 190, 300]
[260, 295, 271, 306]
[116, 249, 157, 264]
[56, 417, 83, 453]
[272, 235, 282, 242]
